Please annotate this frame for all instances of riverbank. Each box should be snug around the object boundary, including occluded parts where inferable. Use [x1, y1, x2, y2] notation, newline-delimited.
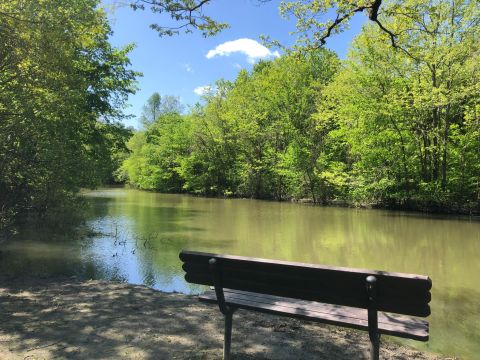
[124, 185, 480, 216]
[0, 277, 455, 359]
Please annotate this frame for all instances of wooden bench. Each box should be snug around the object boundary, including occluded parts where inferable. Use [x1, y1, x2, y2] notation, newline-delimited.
[180, 250, 432, 360]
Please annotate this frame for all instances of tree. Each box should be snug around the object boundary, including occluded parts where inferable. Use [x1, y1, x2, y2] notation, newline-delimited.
[181, 80, 239, 196]
[122, 51, 340, 201]
[139, 92, 184, 128]
[140, 92, 162, 127]
[0, 0, 137, 228]
[121, 0, 480, 212]
[325, 0, 480, 208]
[122, 112, 190, 191]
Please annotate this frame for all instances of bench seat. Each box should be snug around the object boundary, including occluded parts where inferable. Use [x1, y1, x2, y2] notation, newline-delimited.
[199, 288, 429, 341]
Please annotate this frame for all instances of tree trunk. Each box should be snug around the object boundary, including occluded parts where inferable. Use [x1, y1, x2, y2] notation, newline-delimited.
[441, 107, 450, 190]
[431, 65, 440, 181]
[305, 171, 317, 204]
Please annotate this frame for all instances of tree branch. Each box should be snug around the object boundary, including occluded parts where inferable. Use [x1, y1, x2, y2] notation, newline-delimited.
[132, 0, 227, 37]
[319, 7, 368, 45]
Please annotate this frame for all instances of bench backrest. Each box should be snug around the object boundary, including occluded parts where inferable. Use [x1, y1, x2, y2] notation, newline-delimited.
[180, 250, 432, 317]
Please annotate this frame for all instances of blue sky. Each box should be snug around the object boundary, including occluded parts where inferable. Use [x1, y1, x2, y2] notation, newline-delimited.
[103, 1, 366, 128]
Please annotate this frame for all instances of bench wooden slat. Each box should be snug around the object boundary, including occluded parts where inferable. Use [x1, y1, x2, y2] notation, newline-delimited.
[183, 265, 431, 304]
[182, 263, 432, 302]
[180, 251, 431, 282]
[199, 289, 429, 341]
[221, 288, 429, 329]
[185, 273, 431, 317]
[181, 251, 431, 317]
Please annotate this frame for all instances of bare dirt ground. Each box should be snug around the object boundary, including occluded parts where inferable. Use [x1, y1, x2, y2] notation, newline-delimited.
[0, 277, 454, 360]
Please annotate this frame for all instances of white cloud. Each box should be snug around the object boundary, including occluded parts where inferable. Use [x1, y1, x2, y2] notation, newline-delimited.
[184, 63, 193, 73]
[194, 85, 211, 96]
[206, 38, 280, 64]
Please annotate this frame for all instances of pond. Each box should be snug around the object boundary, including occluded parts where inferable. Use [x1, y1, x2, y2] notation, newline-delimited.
[1, 188, 479, 359]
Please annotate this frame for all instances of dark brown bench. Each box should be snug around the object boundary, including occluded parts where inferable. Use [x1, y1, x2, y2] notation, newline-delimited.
[180, 250, 432, 360]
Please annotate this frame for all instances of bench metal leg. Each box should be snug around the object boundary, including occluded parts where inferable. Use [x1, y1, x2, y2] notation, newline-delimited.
[369, 334, 380, 360]
[209, 258, 235, 359]
[366, 275, 380, 360]
[223, 310, 233, 360]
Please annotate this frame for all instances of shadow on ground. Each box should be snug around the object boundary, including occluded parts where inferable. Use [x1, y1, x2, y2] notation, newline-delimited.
[0, 277, 446, 359]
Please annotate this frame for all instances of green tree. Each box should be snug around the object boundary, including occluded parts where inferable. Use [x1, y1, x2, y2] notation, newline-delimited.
[178, 80, 239, 196]
[0, 0, 137, 227]
[121, 0, 480, 213]
[122, 112, 191, 191]
[326, 0, 480, 208]
[122, 51, 341, 201]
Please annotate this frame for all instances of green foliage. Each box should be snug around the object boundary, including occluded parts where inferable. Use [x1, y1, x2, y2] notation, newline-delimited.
[0, 0, 137, 228]
[121, 112, 190, 191]
[124, 51, 341, 201]
[323, 0, 480, 209]
[123, 1, 480, 213]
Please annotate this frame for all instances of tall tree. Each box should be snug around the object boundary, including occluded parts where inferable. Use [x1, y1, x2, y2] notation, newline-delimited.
[139, 92, 184, 128]
[0, 0, 137, 227]
[140, 92, 162, 127]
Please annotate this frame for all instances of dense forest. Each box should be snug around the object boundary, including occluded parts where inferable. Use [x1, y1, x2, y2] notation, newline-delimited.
[0, 0, 136, 229]
[121, 1, 480, 213]
[1, 0, 479, 231]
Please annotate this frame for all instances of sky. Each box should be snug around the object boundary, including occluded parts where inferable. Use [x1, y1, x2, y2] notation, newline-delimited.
[103, 1, 366, 128]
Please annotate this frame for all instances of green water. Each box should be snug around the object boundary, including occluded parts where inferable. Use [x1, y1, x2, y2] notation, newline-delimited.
[1, 188, 479, 359]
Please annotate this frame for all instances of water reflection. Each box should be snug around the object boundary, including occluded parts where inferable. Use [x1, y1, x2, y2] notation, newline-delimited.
[1, 188, 479, 359]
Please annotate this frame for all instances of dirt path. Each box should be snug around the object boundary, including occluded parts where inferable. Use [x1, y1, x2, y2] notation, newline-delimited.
[0, 277, 453, 360]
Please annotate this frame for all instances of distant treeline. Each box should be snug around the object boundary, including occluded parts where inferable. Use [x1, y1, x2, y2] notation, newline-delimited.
[121, 2, 480, 213]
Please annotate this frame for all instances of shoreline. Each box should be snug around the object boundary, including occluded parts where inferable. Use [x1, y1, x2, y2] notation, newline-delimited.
[0, 277, 455, 359]
[115, 186, 480, 217]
